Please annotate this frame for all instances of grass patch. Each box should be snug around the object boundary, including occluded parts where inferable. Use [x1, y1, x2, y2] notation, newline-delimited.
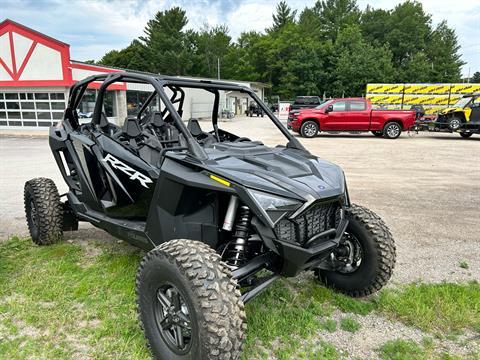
[1, 236, 479, 359]
[378, 282, 480, 333]
[340, 317, 360, 333]
[378, 339, 465, 360]
[459, 261, 469, 269]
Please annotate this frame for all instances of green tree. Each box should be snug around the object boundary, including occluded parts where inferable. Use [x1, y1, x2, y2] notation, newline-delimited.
[333, 25, 395, 96]
[399, 52, 432, 82]
[139, 7, 193, 75]
[472, 72, 480, 83]
[270, 1, 297, 32]
[426, 20, 464, 82]
[192, 25, 232, 78]
[384, 1, 431, 67]
[313, 0, 360, 41]
[99, 40, 149, 71]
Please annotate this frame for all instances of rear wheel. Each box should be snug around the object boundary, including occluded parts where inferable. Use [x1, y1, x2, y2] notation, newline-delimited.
[24, 178, 63, 245]
[300, 120, 319, 138]
[371, 131, 383, 137]
[136, 239, 246, 359]
[459, 132, 473, 138]
[383, 122, 402, 139]
[316, 204, 396, 297]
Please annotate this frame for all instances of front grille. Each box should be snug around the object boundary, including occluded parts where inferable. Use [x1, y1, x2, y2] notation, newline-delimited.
[274, 200, 342, 246]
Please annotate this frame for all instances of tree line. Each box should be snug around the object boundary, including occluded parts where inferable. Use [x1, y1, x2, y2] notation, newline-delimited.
[98, 0, 467, 99]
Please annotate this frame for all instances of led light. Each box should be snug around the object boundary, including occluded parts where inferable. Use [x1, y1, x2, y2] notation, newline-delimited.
[210, 175, 230, 187]
[249, 189, 300, 211]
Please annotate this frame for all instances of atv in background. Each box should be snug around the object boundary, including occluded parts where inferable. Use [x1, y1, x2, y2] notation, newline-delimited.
[24, 72, 396, 359]
[433, 94, 480, 138]
[246, 102, 264, 117]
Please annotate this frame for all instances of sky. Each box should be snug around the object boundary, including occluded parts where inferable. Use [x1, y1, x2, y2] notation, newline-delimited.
[1, 0, 479, 77]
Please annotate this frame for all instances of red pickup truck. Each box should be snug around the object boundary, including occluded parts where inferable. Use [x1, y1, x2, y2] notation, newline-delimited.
[287, 98, 416, 139]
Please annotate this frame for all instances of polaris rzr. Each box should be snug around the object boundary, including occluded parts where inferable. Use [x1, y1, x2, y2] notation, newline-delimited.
[24, 72, 396, 359]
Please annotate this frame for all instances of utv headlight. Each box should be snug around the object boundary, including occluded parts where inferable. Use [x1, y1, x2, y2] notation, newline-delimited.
[248, 189, 302, 225]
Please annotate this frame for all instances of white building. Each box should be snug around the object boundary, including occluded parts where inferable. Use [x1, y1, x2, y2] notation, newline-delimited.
[0, 19, 267, 130]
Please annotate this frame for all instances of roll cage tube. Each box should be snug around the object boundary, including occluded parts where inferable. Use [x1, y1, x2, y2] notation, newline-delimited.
[159, 78, 306, 152]
[65, 72, 305, 157]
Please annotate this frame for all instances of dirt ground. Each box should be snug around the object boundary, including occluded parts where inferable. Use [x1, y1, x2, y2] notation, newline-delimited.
[1, 117, 479, 285]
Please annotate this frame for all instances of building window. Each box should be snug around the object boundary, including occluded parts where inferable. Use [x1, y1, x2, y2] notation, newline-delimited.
[8, 112, 21, 119]
[35, 93, 49, 100]
[36, 102, 50, 110]
[21, 102, 35, 109]
[50, 93, 65, 100]
[5, 93, 18, 100]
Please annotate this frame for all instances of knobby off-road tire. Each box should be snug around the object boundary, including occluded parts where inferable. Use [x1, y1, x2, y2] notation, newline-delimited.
[317, 204, 396, 297]
[136, 239, 246, 360]
[24, 177, 63, 245]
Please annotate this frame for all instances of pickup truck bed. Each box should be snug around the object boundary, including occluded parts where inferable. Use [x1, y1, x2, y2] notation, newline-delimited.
[287, 98, 416, 139]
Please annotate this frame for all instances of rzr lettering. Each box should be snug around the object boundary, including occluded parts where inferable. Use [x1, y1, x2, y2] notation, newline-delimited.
[103, 154, 153, 188]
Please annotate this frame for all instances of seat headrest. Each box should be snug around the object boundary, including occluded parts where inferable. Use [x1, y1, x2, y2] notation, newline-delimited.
[123, 117, 142, 138]
[152, 112, 165, 127]
[187, 119, 202, 137]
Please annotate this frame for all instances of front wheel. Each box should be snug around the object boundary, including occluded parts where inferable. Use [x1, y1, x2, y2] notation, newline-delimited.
[448, 117, 462, 131]
[300, 120, 319, 138]
[383, 122, 402, 139]
[136, 239, 246, 359]
[460, 132, 473, 138]
[316, 204, 396, 297]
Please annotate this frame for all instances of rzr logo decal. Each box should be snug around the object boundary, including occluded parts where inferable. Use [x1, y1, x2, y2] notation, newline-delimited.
[103, 154, 153, 188]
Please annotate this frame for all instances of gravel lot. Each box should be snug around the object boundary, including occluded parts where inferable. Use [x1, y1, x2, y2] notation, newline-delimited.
[1, 117, 479, 285]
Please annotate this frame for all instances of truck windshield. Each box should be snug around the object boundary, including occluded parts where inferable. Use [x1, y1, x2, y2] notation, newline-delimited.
[315, 100, 334, 109]
[452, 97, 472, 108]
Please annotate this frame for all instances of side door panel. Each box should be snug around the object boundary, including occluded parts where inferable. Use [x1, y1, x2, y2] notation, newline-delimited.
[322, 101, 347, 130]
[345, 100, 370, 130]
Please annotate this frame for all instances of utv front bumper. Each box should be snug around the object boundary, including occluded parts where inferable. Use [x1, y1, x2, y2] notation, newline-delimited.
[272, 198, 349, 276]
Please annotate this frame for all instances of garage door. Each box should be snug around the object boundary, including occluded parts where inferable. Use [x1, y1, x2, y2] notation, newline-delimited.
[0, 91, 66, 128]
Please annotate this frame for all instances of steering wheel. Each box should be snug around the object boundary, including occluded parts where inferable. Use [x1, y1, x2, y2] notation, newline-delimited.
[233, 137, 251, 143]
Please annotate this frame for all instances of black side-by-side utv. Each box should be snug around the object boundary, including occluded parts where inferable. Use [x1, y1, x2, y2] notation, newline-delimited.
[24, 72, 396, 359]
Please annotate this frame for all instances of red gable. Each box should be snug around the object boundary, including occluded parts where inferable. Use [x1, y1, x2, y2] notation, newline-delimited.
[0, 19, 73, 86]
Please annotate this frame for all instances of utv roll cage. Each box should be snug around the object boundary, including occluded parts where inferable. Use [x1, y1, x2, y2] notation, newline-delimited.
[65, 72, 306, 160]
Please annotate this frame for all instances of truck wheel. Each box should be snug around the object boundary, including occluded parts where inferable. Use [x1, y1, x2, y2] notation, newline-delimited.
[136, 239, 246, 359]
[383, 122, 402, 139]
[459, 132, 472, 138]
[316, 204, 396, 297]
[24, 178, 63, 245]
[300, 120, 319, 138]
[448, 117, 462, 131]
[371, 131, 383, 137]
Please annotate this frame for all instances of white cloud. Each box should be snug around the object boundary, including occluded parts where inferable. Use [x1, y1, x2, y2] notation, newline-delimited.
[2, 0, 479, 75]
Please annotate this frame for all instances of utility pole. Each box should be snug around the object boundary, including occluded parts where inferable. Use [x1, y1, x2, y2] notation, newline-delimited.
[217, 58, 220, 80]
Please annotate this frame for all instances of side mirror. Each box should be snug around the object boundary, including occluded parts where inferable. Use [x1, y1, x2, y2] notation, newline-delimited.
[325, 105, 333, 113]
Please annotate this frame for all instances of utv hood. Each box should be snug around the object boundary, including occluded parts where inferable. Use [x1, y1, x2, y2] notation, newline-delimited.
[201, 142, 346, 202]
[438, 107, 463, 115]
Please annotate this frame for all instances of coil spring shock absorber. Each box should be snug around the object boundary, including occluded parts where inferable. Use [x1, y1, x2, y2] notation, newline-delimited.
[227, 205, 252, 267]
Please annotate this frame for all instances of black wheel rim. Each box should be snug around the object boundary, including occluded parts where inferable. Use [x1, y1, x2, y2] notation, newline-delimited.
[334, 233, 363, 274]
[154, 283, 193, 354]
[29, 199, 38, 229]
